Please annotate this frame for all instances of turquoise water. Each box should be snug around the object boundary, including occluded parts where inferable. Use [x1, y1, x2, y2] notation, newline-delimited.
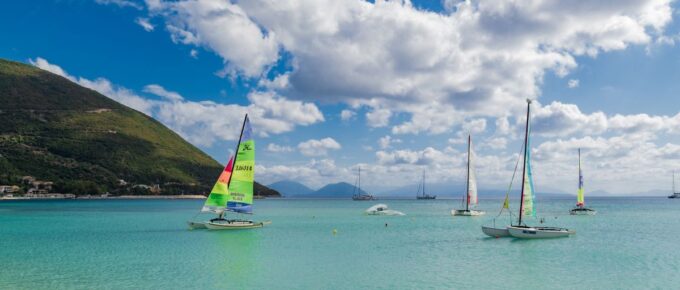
[1, 197, 679, 289]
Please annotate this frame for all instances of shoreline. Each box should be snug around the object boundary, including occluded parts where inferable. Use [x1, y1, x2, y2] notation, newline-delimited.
[0, 194, 207, 200]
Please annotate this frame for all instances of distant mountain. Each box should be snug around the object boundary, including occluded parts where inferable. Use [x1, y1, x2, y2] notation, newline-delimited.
[289, 182, 368, 198]
[268, 180, 314, 197]
[0, 58, 279, 197]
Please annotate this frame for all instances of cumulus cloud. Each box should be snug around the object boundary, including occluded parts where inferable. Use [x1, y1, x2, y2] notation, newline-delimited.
[568, 79, 580, 88]
[378, 135, 401, 149]
[29, 57, 324, 147]
[340, 109, 356, 121]
[135, 17, 155, 32]
[147, 0, 673, 135]
[95, 0, 142, 10]
[298, 137, 342, 156]
[266, 143, 293, 153]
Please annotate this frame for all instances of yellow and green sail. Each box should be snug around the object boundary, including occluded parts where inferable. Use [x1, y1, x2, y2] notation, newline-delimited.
[202, 156, 234, 213]
[520, 112, 536, 217]
[577, 148, 584, 206]
[226, 115, 255, 214]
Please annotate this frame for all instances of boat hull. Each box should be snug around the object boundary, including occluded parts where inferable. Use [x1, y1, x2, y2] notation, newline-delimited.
[416, 195, 436, 200]
[507, 226, 574, 239]
[482, 226, 510, 238]
[187, 221, 207, 230]
[205, 220, 270, 230]
[570, 208, 597, 215]
[352, 195, 375, 201]
[451, 209, 485, 216]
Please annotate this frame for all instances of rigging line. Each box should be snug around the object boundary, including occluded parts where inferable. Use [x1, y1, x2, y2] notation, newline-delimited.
[495, 138, 525, 218]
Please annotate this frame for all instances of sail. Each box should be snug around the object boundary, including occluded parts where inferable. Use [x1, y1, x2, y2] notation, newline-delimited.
[521, 128, 536, 217]
[226, 116, 255, 214]
[468, 138, 478, 206]
[577, 150, 584, 206]
[201, 156, 234, 213]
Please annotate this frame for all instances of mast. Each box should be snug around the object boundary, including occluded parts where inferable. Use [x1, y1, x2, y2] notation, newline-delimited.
[518, 100, 531, 226]
[358, 166, 361, 194]
[465, 134, 471, 211]
[423, 171, 426, 197]
[220, 114, 248, 218]
[674, 170, 676, 194]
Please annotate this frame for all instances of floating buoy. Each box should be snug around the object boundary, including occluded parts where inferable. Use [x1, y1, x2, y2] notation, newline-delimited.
[332, 229, 337, 235]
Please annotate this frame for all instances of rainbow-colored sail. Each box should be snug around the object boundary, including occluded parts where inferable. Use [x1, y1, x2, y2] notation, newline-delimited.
[226, 115, 255, 214]
[577, 149, 584, 206]
[202, 156, 234, 213]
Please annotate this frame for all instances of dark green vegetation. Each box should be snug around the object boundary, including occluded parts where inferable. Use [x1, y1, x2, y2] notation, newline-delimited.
[0, 59, 279, 197]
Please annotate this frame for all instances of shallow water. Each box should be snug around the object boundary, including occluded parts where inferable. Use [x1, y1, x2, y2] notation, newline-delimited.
[1, 197, 679, 289]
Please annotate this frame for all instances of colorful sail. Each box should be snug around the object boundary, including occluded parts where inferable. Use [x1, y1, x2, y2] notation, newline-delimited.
[226, 115, 255, 214]
[577, 149, 584, 206]
[521, 123, 536, 217]
[201, 156, 234, 213]
[468, 137, 478, 206]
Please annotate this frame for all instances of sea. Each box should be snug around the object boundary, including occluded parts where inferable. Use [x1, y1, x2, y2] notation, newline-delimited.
[1, 197, 679, 289]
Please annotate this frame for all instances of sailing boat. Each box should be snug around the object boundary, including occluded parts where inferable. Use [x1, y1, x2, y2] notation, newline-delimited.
[506, 100, 574, 239]
[352, 166, 375, 200]
[188, 114, 269, 230]
[415, 171, 436, 200]
[668, 171, 680, 198]
[570, 148, 596, 215]
[451, 135, 484, 216]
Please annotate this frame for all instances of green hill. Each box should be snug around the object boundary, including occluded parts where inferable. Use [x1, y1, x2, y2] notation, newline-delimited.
[0, 58, 279, 197]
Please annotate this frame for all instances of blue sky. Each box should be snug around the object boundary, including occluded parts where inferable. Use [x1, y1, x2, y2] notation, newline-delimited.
[3, 0, 680, 194]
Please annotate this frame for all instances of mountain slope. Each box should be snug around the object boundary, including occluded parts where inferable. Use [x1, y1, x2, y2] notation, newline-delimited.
[294, 182, 369, 198]
[268, 180, 314, 197]
[0, 58, 278, 196]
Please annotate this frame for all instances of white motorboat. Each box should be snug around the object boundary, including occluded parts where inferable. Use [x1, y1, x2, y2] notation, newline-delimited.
[365, 204, 405, 216]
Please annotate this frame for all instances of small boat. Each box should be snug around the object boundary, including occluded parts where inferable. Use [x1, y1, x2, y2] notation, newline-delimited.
[668, 171, 680, 199]
[365, 204, 405, 216]
[352, 167, 375, 200]
[482, 225, 510, 238]
[415, 171, 436, 200]
[570, 148, 596, 215]
[452, 134, 484, 216]
[187, 114, 269, 230]
[506, 100, 573, 239]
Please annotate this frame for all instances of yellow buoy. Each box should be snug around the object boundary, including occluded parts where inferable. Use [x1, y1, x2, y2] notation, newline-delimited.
[332, 229, 337, 235]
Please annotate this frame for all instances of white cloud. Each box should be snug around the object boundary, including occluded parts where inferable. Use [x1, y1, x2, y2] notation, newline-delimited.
[378, 135, 401, 149]
[568, 79, 580, 88]
[190, 49, 198, 59]
[148, 0, 674, 135]
[298, 137, 341, 156]
[340, 109, 356, 121]
[135, 17, 155, 32]
[95, 0, 142, 10]
[266, 143, 293, 153]
[29, 57, 324, 147]
[143, 84, 183, 101]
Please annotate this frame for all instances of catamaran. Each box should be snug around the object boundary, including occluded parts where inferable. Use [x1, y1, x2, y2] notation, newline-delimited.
[352, 166, 375, 200]
[506, 100, 574, 239]
[570, 148, 596, 215]
[187, 114, 269, 230]
[415, 171, 436, 200]
[668, 171, 680, 198]
[452, 134, 484, 216]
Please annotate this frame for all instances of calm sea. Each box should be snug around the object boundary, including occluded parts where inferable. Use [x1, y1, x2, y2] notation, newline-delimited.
[1, 197, 679, 289]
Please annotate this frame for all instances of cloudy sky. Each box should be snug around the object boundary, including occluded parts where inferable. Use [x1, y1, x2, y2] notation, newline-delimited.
[3, 0, 680, 195]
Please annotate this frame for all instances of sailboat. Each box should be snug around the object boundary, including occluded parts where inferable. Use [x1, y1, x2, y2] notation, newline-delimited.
[188, 114, 269, 230]
[451, 135, 484, 216]
[668, 171, 680, 198]
[570, 148, 596, 215]
[352, 167, 375, 200]
[415, 171, 436, 200]
[506, 100, 574, 239]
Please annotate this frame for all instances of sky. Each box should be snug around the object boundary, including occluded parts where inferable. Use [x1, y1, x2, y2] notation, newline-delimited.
[2, 0, 680, 195]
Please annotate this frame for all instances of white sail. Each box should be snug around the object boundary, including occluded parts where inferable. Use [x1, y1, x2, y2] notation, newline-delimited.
[468, 137, 478, 206]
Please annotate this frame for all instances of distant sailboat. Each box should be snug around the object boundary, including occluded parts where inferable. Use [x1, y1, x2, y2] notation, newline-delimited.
[570, 148, 596, 215]
[352, 167, 375, 201]
[188, 114, 270, 230]
[668, 171, 680, 199]
[506, 100, 574, 239]
[451, 135, 484, 216]
[415, 171, 436, 200]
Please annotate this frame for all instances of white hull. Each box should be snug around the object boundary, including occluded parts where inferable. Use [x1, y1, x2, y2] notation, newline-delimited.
[481, 226, 510, 238]
[187, 221, 207, 230]
[205, 220, 270, 230]
[451, 209, 485, 216]
[570, 208, 597, 215]
[366, 210, 405, 216]
[507, 225, 574, 239]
